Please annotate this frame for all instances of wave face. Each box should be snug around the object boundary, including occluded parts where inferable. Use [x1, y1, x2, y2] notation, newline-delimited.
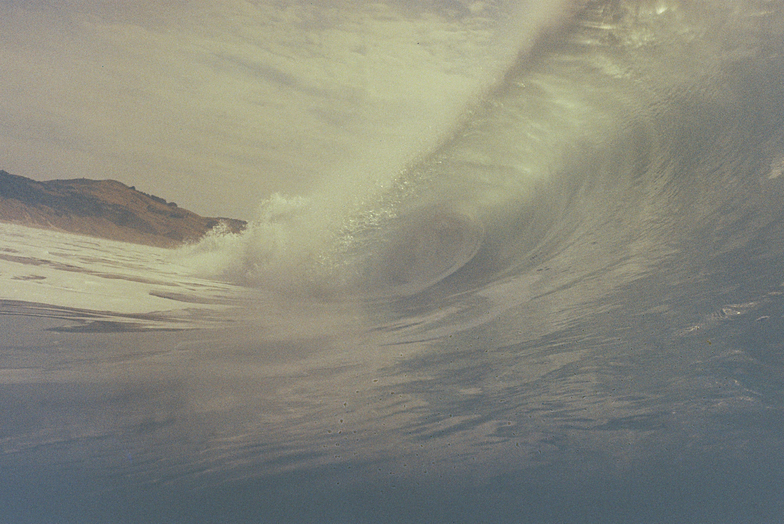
[165, 2, 784, 490]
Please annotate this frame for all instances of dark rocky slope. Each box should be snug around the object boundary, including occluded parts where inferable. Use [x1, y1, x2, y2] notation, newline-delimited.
[0, 170, 246, 248]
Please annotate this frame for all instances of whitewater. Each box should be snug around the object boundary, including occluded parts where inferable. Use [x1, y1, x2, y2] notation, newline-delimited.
[3, 1, 784, 522]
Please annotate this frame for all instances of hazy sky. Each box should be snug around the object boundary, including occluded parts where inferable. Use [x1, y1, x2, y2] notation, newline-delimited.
[0, 1, 570, 219]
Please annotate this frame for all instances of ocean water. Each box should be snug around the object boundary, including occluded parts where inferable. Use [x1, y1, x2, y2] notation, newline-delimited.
[3, 1, 784, 522]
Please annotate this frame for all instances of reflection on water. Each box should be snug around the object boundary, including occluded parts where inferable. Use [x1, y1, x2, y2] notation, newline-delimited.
[3, 1, 784, 522]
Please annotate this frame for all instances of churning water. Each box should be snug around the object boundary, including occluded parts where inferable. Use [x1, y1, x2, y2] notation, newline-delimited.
[3, 1, 784, 522]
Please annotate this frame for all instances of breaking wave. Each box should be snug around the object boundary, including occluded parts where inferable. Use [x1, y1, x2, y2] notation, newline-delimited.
[180, 0, 784, 308]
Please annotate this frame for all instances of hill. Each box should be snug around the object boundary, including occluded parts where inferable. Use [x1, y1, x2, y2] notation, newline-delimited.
[0, 170, 246, 248]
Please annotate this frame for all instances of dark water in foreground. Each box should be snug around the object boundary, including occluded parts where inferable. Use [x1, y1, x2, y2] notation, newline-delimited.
[4, 1, 784, 522]
[3, 293, 784, 523]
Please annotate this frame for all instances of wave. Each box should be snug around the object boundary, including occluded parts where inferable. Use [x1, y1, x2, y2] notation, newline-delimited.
[179, 0, 784, 304]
